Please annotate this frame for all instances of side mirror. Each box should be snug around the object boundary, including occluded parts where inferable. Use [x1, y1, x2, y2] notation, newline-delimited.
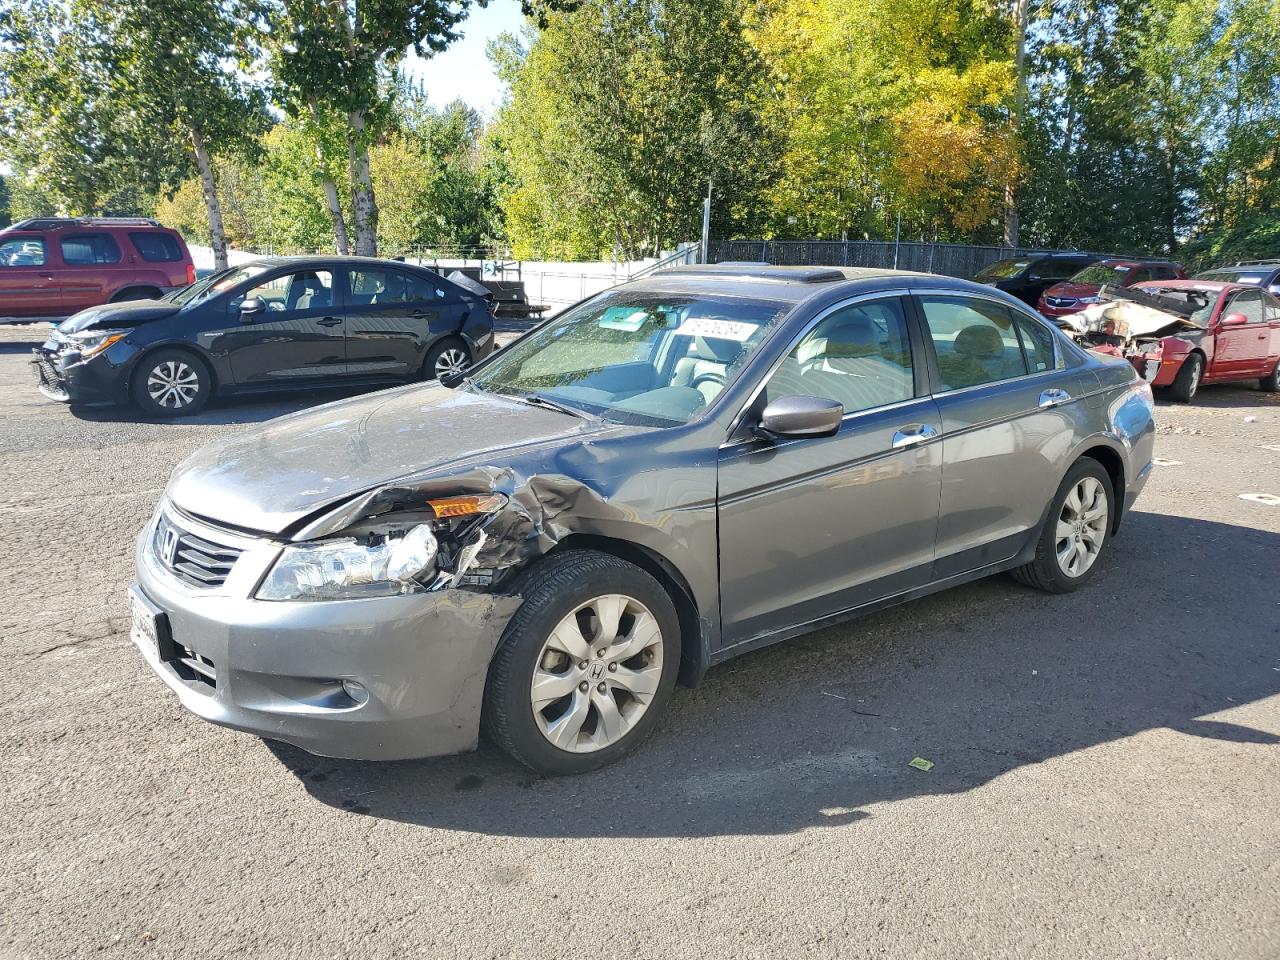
[239, 297, 265, 321]
[1221, 312, 1248, 327]
[755, 395, 843, 440]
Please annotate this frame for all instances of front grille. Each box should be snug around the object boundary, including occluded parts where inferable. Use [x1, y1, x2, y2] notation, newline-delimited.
[153, 514, 244, 588]
[1045, 296, 1078, 308]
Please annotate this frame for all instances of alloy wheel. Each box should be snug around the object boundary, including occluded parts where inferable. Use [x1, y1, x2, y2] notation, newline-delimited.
[146, 360, 200, 409]
[434, 347, 469, 380]
[530, 594, 664, 753]
[1055, 476, 1108, 577]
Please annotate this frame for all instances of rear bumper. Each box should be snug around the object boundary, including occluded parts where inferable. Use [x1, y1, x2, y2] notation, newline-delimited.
[132, 510, 520, 761]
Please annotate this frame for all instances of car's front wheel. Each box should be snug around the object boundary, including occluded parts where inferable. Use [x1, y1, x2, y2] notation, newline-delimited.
[482, 550, 680, 775]
[131, 349, 211, 418]
[1168, 352, 1203, 402]
[1011, 458, 1114, 593]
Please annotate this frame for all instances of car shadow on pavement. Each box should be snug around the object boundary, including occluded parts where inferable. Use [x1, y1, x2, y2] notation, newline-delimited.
[66, 387, 379, 427]
[1157, 383, 1280, 409]
[267, 512, 1280, 836]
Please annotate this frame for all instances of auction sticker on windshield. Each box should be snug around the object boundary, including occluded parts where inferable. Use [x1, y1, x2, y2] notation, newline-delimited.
[673, 317, 760, 341]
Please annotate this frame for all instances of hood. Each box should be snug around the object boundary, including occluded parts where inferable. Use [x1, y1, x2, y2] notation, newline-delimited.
[167, 383, 626, 535]
[1043, 281, 1102, 300]
[59, 299, 181, 333]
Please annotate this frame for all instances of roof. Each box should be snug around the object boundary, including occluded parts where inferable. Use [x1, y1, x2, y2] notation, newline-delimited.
[632, 264, 937, 304]
[1139, 279, 1239, 294]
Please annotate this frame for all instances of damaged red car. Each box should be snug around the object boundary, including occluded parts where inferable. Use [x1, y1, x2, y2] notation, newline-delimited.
[1059, 280, 1280, 401]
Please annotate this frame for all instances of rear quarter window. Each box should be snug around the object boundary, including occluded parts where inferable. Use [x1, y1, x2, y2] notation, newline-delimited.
[130, 231, 184, 262]
[60, 233, 121, 265]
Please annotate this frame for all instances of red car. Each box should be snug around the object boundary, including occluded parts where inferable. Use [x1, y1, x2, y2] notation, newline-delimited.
[1038, 259, 1185, 319]
[1079, 280, 1280, 401]
[0, 217, 195, 319]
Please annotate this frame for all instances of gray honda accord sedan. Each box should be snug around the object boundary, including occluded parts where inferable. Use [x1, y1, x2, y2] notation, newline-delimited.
[131, 264, 1155, 774]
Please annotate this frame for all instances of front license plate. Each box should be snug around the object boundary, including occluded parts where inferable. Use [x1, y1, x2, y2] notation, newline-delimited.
[128, 585, 173, 660]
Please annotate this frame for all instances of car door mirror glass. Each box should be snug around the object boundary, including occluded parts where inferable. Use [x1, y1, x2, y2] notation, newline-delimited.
[1221, 312, 1248, 326]
[240, 297, 265, 320]
[756, 395, 843, 439]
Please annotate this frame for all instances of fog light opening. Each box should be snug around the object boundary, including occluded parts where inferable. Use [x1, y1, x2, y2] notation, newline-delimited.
[341, 680, 370, 705]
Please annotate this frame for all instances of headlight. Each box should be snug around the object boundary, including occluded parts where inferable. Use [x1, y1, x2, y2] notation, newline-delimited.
[1078, 296, 1101, 305]
[257, 524, 439, 601]
[65, 329, 127, 359]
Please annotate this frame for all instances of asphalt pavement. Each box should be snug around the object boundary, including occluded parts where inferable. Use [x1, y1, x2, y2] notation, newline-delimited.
[2, 321, 1278, 959]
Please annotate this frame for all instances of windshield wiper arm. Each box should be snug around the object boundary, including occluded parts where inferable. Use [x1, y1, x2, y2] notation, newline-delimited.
[521, 393, 598, 421]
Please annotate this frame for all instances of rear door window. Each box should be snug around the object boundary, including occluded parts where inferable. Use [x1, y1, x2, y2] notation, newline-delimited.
[1264, 292, 1280, 322]
[0, 237, 46, 266]
[919, 296, 1029, 391]
[60, 233, 121, 265]
[130, 232, 183, 262]
[1012, 313, 1059, 372]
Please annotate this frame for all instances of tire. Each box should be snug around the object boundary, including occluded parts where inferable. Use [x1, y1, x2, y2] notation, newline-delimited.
[1168, 352, 1203, 403]
[421, 337, 471, 383]
[130, 348, 212, 418]
[482, 550, 681, 775]
[1260, 361, 1280, 393]
[110, 286, 161, 303]
[1010, 458, 1115, 594]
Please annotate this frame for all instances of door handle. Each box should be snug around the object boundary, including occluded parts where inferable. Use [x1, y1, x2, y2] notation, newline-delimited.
[891, 424, 938, 449]
[316, 316, 343, 327]
[1039, 388, 1072, 408]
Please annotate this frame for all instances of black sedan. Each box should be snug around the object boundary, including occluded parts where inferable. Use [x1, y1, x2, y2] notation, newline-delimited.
[31, 256, 496, 417]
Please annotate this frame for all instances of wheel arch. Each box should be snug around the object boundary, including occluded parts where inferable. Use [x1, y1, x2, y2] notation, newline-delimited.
[109, 284, 163, 303]
[544, 533, 710, 688]
[1075, 443, 1126, 534]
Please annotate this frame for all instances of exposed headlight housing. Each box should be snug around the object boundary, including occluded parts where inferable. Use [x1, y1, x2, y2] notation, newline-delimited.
[256, 493, 507, 602]
[1077, 296, 1102, 305]
[257, 524, 440, 601]
[65, 329, 127, 360]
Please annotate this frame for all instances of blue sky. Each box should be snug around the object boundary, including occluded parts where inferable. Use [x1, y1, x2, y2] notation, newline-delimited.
[401, 1, 529, 117]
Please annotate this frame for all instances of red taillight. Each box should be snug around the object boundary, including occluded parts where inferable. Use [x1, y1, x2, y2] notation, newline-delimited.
[185, 263, 196, 285]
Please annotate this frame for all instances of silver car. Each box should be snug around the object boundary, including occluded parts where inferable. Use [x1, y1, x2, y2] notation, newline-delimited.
[130, 265, 1155, 775]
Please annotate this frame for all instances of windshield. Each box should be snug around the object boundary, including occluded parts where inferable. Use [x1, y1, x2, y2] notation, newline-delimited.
[167, 264, 271, 307]
[1195, 270, 1267, 285]
[975, 259, 1030, 281]
[1070, 262, 1133, 285]
[468, 289, 789, 426]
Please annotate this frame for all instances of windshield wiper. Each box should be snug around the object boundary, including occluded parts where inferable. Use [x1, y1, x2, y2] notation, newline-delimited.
[520, 393, 599, 421]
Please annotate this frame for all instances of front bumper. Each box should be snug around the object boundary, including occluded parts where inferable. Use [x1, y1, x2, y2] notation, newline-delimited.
[30, 346, 129, 405]
[132, 508, 520, 761]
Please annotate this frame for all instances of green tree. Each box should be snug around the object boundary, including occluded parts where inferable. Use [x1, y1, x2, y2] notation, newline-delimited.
[80, 0, 269, 269]
[0, 1, 183, 215]
[493, 0, 776, 260]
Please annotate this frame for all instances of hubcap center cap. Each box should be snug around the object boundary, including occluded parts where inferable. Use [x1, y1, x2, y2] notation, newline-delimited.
[588, 660, 606, 681]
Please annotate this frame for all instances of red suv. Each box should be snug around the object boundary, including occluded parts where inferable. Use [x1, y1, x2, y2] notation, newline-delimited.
[0, 217, 195, 319]
[1037, 258, 1185, 319]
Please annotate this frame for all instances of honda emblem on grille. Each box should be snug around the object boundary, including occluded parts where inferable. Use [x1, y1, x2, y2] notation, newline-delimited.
[161, 527, 180, 567]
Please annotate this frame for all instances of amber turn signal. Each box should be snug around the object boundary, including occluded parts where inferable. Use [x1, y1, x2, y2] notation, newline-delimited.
[425, 494, 505, 518]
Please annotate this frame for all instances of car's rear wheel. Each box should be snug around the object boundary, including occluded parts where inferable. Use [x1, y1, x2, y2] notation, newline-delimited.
[1168, 352, 1203, 402]
[1011, 458, 1114, 594]
[422, 337, 470, 383]
[131, 349, 211, 418]
[1260, 361, 1279, 393]
[482, 550, 680, 775]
